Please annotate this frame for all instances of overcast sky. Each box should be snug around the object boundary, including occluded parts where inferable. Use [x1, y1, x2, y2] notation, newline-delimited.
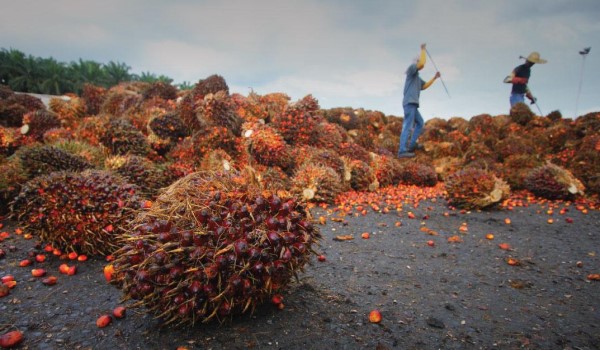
[1, 0, 598, 120]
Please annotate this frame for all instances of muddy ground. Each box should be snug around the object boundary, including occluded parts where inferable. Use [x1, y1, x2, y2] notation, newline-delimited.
[1, 194, 599, 350]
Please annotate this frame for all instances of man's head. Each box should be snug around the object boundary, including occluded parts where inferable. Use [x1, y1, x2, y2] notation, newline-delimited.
[526, 52, 547, 65]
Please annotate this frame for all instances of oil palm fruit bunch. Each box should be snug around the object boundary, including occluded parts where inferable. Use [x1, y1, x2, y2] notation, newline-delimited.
[48, 95, 86, 129]
[42, 127, 75, 143]
[291, 163, 344, 203]
[568, 134, 599, 195]
[104, 155, 172, 198]
[0, 126, 26, 157]
[21, 110, 61, 141]
[258, 93, 290, 122]
[509, 102, 534, 126]
[81, 84, 107, 116]
[445, 168, 510, 210]
[109, 171, 321, 326]
[10, 169, 141, 255]
[311, 121, 348, 150]
[16, 144, 94, 178]
[195, 91, 242, 136]
[141, 82, 178, 101]
[199, 149, 234, 173]
[337, 142, 371, 163]
[244, 123, 293, 171]
[495, 134, 538, 162]
[348, 159, 378, 192]
[271, 95, 320, 146]
[231, 92, 269, 123]
[323, 107, 360, 131]
[497, 154, 543, 190]
[370, 154, 402, 188]
[302, 148, 347, 181]
[543, 121, 576, 153]
[73, 115, 110, 146]
[100, 86, 141, 117]
[199, 125, 239, 158]
[420, 118, 448, 144]
[192, 74, 229, 97]
[432, 157, 463, 181]
[0, 94, 45, 127]
[0, 158, 27, 215]
[524, 163, 585, 200]
[255, 165, 291, 192]
[100, 119, 150, 156]
[149, 111, 189, 142]
[51, 140, 106, 167]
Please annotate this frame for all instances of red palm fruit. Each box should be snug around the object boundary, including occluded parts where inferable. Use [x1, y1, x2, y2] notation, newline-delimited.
[31, 269, 46, 277]
[68, 252, 78, 260]
[35, 254, 46, 263]
[369, 310, 382, 323]
[96, 315, 111, 328]
[59, 264, 70, 274]
[77, 254, 88, 262]
[113, 306, 126, 319]
[19, 259, 32, 267]
[0, 330, 24, 348]
[1, 275, 15, 284]
[104, 264, 114, 282]
[67, 265, 77, 276]
[0, 284, 9, 298]
[42, 276, 58, 285]
[271, 294, 283, 305]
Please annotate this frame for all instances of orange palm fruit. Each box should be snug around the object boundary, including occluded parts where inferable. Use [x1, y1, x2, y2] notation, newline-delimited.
[369, 310, 382, 323]
[96, 315, 112, 328]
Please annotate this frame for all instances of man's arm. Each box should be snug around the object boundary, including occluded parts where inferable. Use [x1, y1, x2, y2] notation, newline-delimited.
[422, 72, 441, 90]
[416, 43, 427, 70]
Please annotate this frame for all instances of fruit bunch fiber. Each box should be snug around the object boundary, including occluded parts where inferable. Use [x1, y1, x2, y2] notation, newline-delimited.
[110, 171, 321, 326]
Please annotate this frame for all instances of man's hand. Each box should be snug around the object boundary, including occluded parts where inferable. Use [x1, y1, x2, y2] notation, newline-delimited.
[435, 71, 441, 79]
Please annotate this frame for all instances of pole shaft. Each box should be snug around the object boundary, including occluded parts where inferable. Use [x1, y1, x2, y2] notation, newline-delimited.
[425, 48, 451, 98]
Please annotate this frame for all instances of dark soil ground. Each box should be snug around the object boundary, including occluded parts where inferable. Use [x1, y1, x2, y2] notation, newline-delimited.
[1, 194, 599, 350]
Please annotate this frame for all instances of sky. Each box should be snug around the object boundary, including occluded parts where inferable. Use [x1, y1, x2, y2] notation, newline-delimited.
[1, 0, 599, 120]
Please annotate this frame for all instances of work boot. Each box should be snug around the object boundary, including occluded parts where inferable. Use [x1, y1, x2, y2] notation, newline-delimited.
[410, 143, 424, 152]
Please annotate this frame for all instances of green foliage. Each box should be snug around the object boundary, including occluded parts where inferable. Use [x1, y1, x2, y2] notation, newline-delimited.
[0, 47, 178, 95]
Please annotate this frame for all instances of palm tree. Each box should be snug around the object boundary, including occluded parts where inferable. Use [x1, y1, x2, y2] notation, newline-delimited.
[1, 48, 41, 92]
[102, 61, 132, 86]
[177, 81, 194, 90]
[39, 57, 72, 95]
[68, 58, 107, 92]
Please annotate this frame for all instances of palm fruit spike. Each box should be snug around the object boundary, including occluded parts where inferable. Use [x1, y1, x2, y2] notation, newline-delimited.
[110, 171, 321, 326]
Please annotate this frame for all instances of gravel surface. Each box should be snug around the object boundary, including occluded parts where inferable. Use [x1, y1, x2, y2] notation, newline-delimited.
[1, 195, 599, 350]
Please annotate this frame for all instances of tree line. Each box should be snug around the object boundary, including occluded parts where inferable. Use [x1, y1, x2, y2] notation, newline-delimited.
[0, 48, 193, 95]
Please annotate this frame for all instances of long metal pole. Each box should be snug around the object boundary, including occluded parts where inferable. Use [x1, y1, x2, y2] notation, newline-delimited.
[425, 48, 450, 98]
[574, 54, 587, 118]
